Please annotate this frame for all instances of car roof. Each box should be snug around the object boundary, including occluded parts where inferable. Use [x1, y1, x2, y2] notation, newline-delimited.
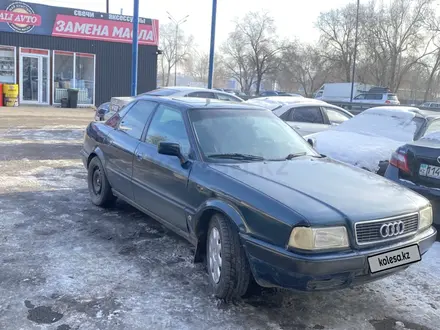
[136, 95, 267, 111]
[362, 106, 427, 119]
[156, 86, 219, 92]
[246, 96, 337, 108]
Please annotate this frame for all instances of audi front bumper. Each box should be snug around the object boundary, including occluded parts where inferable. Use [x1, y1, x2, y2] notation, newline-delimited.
[241, 226, 437, 291]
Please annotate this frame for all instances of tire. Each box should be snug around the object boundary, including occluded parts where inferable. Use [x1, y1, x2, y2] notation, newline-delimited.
[206, 213, 251, 301]
[87, 157, 116, 207]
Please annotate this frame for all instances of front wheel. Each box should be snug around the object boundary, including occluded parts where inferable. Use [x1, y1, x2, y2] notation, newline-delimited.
[206, 213, 251, 301]
[87, 157, 116, 207]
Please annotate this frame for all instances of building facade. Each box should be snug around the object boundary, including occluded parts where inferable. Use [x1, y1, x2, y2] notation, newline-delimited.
[0, 0, 159, 106]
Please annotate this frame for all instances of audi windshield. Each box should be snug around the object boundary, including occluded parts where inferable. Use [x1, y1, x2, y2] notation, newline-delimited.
[188, 108, 319, 161]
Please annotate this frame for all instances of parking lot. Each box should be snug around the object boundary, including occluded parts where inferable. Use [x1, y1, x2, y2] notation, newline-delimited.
[0, 107, 439, 330]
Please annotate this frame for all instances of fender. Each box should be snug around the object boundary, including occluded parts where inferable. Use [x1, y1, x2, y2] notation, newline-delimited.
[191, 198, 248, 263]
[192, 198, 248, 235]
[88, 146, 107, 170]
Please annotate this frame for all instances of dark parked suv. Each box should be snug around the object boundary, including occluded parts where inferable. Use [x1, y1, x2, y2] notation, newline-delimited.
[81, 96, 436, 300]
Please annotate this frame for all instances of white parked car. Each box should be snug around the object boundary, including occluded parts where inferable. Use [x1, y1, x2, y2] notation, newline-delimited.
[246, 97, 354, 135]
[306, 106, 440, 175]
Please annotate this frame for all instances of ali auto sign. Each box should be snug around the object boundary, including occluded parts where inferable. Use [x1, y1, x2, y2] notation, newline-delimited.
[52, 15, 157, 45]
[0, 2, 41, 33]
[0, 1, 159, 46]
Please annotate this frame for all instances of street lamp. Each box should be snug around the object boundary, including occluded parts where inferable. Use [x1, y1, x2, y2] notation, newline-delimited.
[350, 0, 360, 103]
[167, 12, 189, 86]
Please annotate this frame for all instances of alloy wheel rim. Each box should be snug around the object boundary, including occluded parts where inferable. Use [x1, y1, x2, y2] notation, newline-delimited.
[208, 227, 222, 284]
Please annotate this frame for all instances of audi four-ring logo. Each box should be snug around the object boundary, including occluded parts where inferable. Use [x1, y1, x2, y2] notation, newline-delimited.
[380, 221, 405, 238]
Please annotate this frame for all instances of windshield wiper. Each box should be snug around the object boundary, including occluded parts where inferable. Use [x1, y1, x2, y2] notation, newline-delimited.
[207, 153, 265, 161]
[285, 152, 307, 160]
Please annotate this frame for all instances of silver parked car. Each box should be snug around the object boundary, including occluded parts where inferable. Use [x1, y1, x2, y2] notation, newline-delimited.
[141, 86, 245, 102]
[246, 97, 354, 136]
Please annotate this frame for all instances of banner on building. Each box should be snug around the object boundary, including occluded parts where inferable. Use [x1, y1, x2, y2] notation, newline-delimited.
[0, 1, 159, 45]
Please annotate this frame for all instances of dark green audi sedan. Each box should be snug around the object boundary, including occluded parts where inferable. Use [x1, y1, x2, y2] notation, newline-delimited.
[81, 96, 437, 300]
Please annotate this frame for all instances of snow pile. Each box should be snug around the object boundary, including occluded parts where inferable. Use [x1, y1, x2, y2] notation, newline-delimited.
[311, 107, 421, 172]
[331, 107, 419, 142]
[313, 131, 404, 172]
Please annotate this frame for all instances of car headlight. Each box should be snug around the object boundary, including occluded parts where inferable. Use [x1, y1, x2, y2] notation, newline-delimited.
[288, 226, 349, 250]
[419, 205, 433, 230]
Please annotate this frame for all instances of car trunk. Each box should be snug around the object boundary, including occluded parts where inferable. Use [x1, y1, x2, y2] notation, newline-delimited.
[401, 140, 440, 187]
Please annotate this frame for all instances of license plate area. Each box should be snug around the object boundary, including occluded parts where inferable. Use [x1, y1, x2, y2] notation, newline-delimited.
[367, 244, 421, 274]
[419, 163, 440, 179]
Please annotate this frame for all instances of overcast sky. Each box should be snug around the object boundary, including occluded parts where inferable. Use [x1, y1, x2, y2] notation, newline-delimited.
[28, 0, 440, 53]
[29, 0, 351, 49]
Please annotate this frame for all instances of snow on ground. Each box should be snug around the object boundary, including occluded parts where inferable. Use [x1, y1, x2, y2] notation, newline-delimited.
[0, 128, 85, 141]
[1, 108, 440, 330]
[310, 107, 422, 172]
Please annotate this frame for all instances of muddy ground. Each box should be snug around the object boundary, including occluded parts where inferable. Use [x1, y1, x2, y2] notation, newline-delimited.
[0, 106, 439, 330]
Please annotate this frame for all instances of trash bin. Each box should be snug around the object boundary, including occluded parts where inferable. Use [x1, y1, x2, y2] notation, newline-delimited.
[61, 97, 69, 108]
[67, 88, 79, 108]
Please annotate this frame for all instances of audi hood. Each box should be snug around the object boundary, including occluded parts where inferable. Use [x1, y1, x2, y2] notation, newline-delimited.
[209, 156, 429, 226]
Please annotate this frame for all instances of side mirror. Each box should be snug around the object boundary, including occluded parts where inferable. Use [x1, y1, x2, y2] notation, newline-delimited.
[307, 138, 316, 148]
[157, 142, 188, 166]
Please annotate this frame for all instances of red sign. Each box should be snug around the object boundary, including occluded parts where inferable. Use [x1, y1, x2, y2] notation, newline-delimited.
[21, 48, 49, 55]
[0, 9, 41, 26]
[52, 14, 159, 46]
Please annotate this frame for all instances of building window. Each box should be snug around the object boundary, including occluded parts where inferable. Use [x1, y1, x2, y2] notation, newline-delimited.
[0, 46, 16, 84]
[53, 51, 95, 105]
[53, 51, 74, 103]
[75, 53, 95, 105]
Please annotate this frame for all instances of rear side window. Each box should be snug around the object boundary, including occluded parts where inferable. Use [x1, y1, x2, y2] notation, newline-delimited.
[424, 120, 440, 136]
[117, 100, 157, 140]
[105, 102, 135, 128]
[187, 91, 216, 99]
[278, 109, 291, 121]
[365, 93, 383, 100]
[323, 107, 351, 124]
[216, 93, 241, 102]
[290, 106, 324, 124]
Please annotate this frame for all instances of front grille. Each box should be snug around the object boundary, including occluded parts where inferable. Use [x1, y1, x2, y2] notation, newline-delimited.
[355, 212, 419, 245]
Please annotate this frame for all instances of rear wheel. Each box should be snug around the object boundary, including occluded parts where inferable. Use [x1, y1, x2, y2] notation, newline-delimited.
[87, 157, 115, 207]
[206, 213, 251, 301]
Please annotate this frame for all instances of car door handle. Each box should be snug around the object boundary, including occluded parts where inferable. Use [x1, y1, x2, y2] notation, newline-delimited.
[136, 153, 145, 161]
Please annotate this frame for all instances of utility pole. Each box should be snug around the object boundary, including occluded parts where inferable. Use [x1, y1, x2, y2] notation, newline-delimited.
[167, 12, 189, 86]
[207, 0, 217, 89]
[131, 0, 139, 96]
[350, 0, 360, 103]
[174, 25, 178, 86]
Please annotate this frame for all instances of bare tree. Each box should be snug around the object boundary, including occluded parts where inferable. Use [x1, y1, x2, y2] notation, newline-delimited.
[157, 23, 194, 86]
[422, 14, 440, 101]
[183, 50, 229, 88]
[280, 42, 332, 97]
[362, 0, 434, 90]
[221, 29, 256, 93]
[184, 51, 209, 83]
[235, 11, 284, 94]
[316, 3, 365, 82]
